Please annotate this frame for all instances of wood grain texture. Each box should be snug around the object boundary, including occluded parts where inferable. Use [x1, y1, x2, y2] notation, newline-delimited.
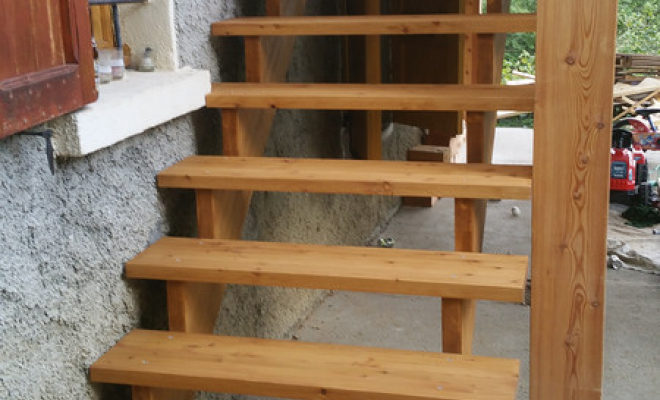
[90, 5, 115, 49]
[155, 3, 307, 400]
[157, 156, 533, 200]
[127, 237, 528, 302]
[212, 13, 537, 36]
[403, 145, 449, 207]
[364, 0, 382, 160]
[61, 0, 97, 104]
[207, 83, 536, 111]
[391, 0, 462, 146]
[91, 330, 520, 400]
[444, 0, 510, 355]
[531, 1, 617, 399]
[165, 0, 307, 335]
[344, 8, 368, 160]
[0, 0, 97, 138]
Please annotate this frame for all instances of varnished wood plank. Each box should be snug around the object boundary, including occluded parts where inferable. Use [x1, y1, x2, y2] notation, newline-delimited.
[31, 0, 57, 71]
[158, 156, 533, 200]
[207, 83, 536, 111]
[0, 1, 17, 80]
[156, 3, 307, 400]
[12, 0, 38, 76]
[345, 0, 369, 160]
[60, 0, 97, 104]
[531, 1, 616, 400]
[91, 330, 520, 400]
[403, 145, 449, 207]
[441, 290, 476, 355]
[391, 0, 462, 146]
[90, 5, 116, 49]
[444, 0, 510, 355]
[443, 0, 479, 355]
[365, 0, 382, 160]
[165, 0, 308, 332]
[165, 190, 229, 335]
[0, 0, 65, 78]
[127, 237, 528, 303]
[213, 14, 537, 36]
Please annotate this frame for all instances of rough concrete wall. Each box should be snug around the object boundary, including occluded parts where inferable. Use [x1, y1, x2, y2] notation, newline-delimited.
[0, 117, 201, 400]
[0, 1, 421, 400]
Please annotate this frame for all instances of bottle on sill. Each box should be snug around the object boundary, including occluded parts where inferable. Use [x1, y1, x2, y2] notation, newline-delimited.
[111, 48, 125, 80]
[92, 38, 100, 90]
[139, 47, 155, 72]
[98, 49, 113, 84]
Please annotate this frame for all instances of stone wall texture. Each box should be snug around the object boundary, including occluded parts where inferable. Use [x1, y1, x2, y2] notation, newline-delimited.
[0, 1, 421, 399]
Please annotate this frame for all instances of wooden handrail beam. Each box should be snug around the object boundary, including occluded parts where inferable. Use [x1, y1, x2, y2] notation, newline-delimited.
[213, 13, 537, 36]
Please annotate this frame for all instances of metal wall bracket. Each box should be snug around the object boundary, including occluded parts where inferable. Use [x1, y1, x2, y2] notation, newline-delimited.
[17, 129, 55, 175]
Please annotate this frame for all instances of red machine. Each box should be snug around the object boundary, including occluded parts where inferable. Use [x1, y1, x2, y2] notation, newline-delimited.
[610, 129, 637, 193]
[614, 108, 660, 151]
[610, 128, 650, 204]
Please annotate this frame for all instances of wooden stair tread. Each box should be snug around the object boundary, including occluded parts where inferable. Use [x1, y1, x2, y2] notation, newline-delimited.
[128, 237, 528, 302]
[212, 13, 537, 36]
[91, 330, 520, 400]
[158, 156, 533, 200]
[206, 83, 536, 112]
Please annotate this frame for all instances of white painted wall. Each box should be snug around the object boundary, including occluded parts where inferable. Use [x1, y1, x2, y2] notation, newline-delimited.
[120, 0, 178, 71]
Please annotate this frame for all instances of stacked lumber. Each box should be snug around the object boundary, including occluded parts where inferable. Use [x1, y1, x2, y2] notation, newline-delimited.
[612, 77, 660, 120]
[616, 53, 660, 84]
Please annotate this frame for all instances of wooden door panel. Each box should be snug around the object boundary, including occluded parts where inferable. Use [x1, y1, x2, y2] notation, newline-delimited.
[0, 0, 96, 139]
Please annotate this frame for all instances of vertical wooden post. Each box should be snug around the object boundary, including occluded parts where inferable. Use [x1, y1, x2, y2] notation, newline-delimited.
[346, 0, 382, 160]
[365, 0, 382, 160]
[443, 0, 483, 355]
[443, 0, 508, 355]
[532, 1, 616, 399]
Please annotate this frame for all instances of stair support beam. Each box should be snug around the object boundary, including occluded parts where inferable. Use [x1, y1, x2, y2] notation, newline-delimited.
[365, 0, 382, 160]
[443, 0, 508, 355]
[346, 0, 382, 160]
[531, 0, 616, 399]
[139, 1, 307, 399]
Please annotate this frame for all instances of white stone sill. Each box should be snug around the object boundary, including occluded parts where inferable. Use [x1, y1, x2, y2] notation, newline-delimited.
[56, 68, 210, 157]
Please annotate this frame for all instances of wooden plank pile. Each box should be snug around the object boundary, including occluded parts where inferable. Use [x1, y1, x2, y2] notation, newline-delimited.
[616, 53, 660, 83]
[613, 77, 660, 120]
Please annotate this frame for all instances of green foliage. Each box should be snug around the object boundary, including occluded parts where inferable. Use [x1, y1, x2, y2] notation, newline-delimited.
[503, 0, 660, 82]
[502, 0, 537, 83]
[496, 114, 535, 128]
[499, 0, 659, 127]
[617, 0, 660, 54]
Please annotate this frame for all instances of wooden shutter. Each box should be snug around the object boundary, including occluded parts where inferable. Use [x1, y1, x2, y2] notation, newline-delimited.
[0, 0, 97, 139]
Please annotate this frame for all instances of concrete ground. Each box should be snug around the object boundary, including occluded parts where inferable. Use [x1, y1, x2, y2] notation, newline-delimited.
[289, 128, 660, 400]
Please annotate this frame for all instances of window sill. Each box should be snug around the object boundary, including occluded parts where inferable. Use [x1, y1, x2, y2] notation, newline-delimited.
[54, 67, 210, 157]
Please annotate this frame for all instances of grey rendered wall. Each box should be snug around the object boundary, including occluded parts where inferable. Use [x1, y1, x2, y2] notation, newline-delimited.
[0, 1, 421, 400]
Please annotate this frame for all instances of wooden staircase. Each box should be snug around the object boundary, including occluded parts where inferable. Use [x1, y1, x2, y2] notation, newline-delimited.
[91, 1, 618, 400]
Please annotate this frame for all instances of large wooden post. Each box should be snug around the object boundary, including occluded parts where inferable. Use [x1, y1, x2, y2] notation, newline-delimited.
[532, 1, 617, 399]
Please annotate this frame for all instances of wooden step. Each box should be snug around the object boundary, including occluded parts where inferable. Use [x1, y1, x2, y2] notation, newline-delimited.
[128, 237, 528, 302]
[212, 13, 537, 36]
[206, 83, 536, 112]
[158, 156, 533, 200]
[91, 330, 520, 400]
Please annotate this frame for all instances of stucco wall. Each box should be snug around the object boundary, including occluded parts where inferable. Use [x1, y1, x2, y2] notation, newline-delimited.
[0, 2, 421, 400]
